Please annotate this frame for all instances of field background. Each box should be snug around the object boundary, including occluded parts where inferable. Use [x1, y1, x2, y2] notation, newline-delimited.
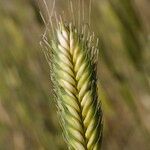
[0, 0, 150, 149]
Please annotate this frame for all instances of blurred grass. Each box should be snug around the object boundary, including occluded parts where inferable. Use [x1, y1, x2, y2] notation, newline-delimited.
[0, 0, 150, 150]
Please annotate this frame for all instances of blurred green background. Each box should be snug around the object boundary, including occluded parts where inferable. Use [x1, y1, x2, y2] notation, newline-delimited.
[0, 0, 150, 149]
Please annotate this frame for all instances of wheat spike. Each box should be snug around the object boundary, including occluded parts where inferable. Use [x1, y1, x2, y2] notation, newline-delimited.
[42, 20, 103, 149]
[41, 0, 103, 148]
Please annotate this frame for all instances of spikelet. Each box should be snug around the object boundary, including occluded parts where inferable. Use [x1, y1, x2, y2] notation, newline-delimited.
[41, 1, 103, 149]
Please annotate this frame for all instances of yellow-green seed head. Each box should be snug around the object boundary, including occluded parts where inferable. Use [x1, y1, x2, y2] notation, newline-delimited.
[42, 22, 103, 150]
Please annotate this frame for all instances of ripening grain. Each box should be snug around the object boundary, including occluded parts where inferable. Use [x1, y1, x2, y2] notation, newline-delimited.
[41, 1, 103, 148]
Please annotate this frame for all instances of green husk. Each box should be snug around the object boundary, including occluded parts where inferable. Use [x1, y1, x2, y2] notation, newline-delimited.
[42, 22, 102, 149]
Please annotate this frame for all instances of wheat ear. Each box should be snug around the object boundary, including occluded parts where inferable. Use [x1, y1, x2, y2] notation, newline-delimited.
[42, 21, 102, 149]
